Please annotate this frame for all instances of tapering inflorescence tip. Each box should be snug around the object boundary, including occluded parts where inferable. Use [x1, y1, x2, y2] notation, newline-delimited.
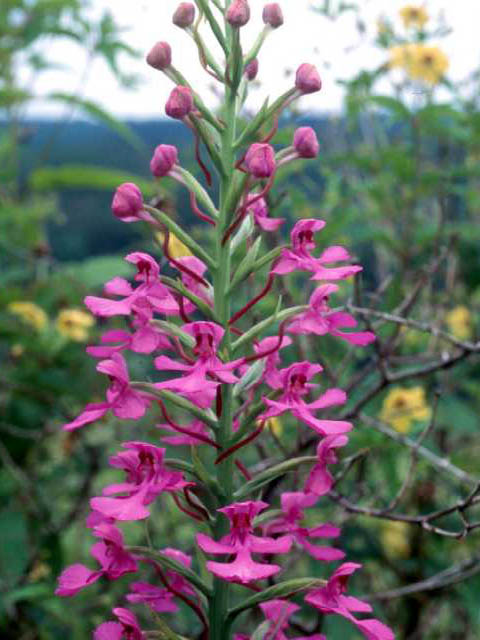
[295, 63, 322, 94]
[245, 143, 276, 178]
[111, 183, 144, 222]
[226, 0, 251, 27]
[294, 127, 320, 158]
[173, 3, 196, 28]
[244, 58, 259, 81]
[165, 86, 194, 120]
[150, 145, 178, 178]
[146, 41, 172, 71]
[263, 3, 284, 28]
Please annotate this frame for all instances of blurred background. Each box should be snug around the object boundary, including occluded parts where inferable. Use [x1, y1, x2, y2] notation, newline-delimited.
[1, 1, 480, 638]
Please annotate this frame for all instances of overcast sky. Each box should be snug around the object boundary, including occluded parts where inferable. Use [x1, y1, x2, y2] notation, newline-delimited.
[26, 0, 479, 118]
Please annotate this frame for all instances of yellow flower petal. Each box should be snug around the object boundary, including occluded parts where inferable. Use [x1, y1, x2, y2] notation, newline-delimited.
[399, 5, 429, 29]
[156, 232, 192, 259]
[445, 306, 473, 340]
[388, 43, 448, 85]
[380, 386, 431, 433]
[7, 301, 48, 331]
[381, 521, 411, 558]
[56, 309, 95, 342]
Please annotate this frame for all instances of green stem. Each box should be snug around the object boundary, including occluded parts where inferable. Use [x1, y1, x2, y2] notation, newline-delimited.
[208, 22, 238, 639]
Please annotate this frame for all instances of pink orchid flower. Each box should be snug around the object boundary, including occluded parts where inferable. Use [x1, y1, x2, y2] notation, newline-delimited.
[247, 195, 285, 232]
[55, 523, 137, 597]
[87, 323, 172, 358]
[271, 220, 362, 281]
[160, 548, 196, 595]
[90, 441, 190, 521]
[196, 501, 292, 584]
[265, 492, 345, 562]
[85, 252, 179, 318]
[63, 353, 150, 431]
[126, 582, 178, 613]
[305, 563, 395, 640]
[305, 434, 349, 496]
[253, 335, 292, 389]
[126, 547, 195, 613]
[176, 256, 214, 307]
[259, 599, 327, 640]
[287, 284, 375, 346]
[93, 608, 144, 640]
[154, 321, 242, 409]
[259, 361, 353, 436]
[157, 418, 212, 446]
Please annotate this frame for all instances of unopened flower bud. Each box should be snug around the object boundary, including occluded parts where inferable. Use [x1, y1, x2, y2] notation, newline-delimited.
[146, 41, 172, 71]
[226, 0, 250, 27]
[293, 127, 319, 158]
[173, 3, 196, 28]
[262, 3, 284, 28]
[244, 59, 259, 81]
[295, 63, 322, 94]
[150, 144, 178, 177]
[245, 143, 276, 178]
[165, 86, 194, 119]
[112, 183, 144, 222]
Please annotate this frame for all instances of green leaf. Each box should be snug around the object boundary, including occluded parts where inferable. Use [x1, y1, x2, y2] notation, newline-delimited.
[2, 583, 51, 609]
[57, 255, 133, 290]
[227, 578, 325, 621]
[229, 236, 262, 290]
[159, 277, 219, 322]
[234, 456, 316, 499]
[368, 95, 411, 120]
[231, 305, 306, 354]
[145, 205, 217, 271]
[151, 319, 196, 349]
[127, 546, 212, 597]
[0, 508, 29, 584]
[46, 93, 145, 151]
[131, 384, 218, 431]
[30, 165, 155, 194]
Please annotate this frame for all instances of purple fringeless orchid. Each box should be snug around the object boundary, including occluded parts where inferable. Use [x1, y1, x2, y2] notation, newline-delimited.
[265, 492, 345, 562]
[305, 564, 395, 640]
[63, 353, 150, 431]
[90, 441, 190, 521]
[287, 283, 376, 346]
[93, 608, 144, 640]
[271, 220, 363, 281]
[259, 361, 353, 436]
[196, 501, 292, 584]
[55, 523, 138, 596]
[55, 2, 396, 638]
[154, 321, 243, 409]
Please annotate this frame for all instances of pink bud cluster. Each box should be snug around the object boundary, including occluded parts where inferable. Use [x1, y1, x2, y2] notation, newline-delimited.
[57, 3, 394, 639]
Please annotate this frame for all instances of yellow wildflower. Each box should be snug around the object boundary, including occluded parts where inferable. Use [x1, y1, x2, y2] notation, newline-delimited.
[7, 301, 48, 331]
[380, 521, 411, 558]
[10, 343, 25, 357]
[389, 43, 448, 85]
[409, 45, 448, 85]
[445, 306, 473, 341]
[389, 43, 414, 69]
[380, 387, 431, 433]
[56, 309, 94, 342]
[28, 560, 51, 582]
[399, 5, 429, 29]
[156, 232, 192, 259]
